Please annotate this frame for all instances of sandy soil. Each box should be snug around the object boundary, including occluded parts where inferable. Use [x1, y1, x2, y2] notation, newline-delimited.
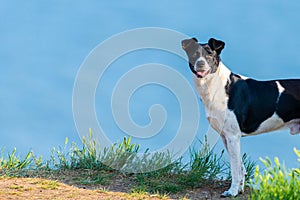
[0, 176, 250, 200]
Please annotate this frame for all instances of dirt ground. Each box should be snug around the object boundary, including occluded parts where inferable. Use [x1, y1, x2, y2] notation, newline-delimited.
[0, 176, 250, 200]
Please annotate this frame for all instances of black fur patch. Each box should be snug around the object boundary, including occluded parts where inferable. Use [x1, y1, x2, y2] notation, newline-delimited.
[276, 80, 300, 122]
[227, 76, 300, 133]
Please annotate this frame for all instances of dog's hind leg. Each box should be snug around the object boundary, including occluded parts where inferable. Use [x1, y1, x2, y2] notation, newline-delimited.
[221, 134, 243, 197]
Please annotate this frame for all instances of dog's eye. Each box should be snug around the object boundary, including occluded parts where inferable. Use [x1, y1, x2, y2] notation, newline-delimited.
[193, 52, 200, 57]
[205, 55, 212, 59]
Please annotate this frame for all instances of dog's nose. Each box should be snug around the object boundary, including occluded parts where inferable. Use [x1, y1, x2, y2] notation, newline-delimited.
[196, 60, 206, 67]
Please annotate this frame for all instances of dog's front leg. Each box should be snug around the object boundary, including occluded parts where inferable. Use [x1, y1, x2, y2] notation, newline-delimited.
[221, 134, 243, 197]
[241, 161, 247, 192]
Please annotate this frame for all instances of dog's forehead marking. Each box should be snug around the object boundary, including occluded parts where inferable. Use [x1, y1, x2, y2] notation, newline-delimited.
[198, 44, 210, 55]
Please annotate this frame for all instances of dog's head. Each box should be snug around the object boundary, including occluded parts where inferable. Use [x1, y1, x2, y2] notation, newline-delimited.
[181, 38, 225, 78]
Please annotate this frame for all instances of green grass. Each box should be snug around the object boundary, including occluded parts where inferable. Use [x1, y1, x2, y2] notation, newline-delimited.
[0, 148, 32, 174]
[0, 130, 257, 197]
[250, 148, 300, 200]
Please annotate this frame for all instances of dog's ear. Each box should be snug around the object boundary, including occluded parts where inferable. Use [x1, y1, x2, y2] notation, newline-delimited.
[181, 37, 198, 51]
[191, 37, 198, 42]
[208, 38, 225, 55]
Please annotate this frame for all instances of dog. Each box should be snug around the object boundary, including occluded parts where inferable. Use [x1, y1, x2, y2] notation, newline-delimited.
[181, 37, 300, 197]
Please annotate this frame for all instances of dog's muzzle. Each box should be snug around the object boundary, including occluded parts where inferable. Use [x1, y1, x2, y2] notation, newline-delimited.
[195, 58, 210, 77]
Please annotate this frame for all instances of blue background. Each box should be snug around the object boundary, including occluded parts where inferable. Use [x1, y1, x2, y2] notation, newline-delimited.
[1, 1, 300, 168]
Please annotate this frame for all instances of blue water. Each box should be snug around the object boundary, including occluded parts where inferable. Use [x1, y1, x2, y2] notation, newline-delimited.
[1, 1, 300, 169]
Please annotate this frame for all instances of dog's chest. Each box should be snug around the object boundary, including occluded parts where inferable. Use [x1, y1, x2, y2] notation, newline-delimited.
[193, 74, 231, 132]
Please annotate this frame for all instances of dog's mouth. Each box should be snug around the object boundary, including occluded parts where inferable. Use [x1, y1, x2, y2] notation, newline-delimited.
[196, 69, 210, 78]
[194, 59, 210, 78]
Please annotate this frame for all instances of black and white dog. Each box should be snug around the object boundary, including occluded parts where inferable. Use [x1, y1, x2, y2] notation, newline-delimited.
[181, 37, 300, 197]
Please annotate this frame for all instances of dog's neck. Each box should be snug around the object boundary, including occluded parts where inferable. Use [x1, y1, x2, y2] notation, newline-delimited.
[193, 61, 231, 111]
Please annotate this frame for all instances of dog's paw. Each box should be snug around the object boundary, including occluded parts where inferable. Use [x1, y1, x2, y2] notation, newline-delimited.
[238, 188, 244, 194]
[220, 190, 238, 198]
[239, 180, 245, 194]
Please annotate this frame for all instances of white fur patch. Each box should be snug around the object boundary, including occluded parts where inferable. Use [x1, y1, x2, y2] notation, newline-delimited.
[276, 81, 285, 93]
[242, 113, 285, 136]
[275, 81, 285, 103]
[194, 62, 241, 137]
